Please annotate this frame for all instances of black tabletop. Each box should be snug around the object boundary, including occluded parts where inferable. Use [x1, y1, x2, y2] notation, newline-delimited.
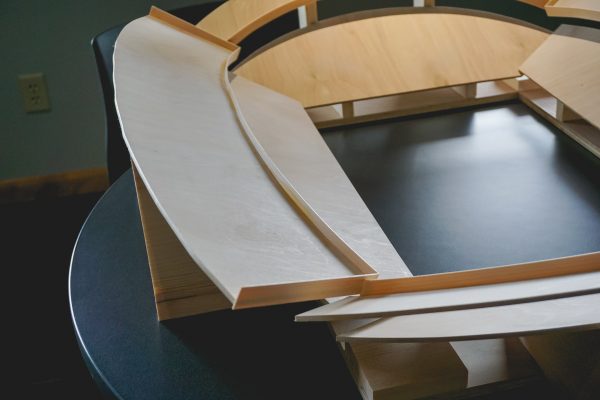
[70, 102, 600, 400]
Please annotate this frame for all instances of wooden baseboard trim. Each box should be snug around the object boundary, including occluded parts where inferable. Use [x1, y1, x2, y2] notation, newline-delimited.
[0, 167, 109, 204]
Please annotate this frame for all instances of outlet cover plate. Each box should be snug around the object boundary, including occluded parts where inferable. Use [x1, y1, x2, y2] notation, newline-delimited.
[18, 73, 51, 113]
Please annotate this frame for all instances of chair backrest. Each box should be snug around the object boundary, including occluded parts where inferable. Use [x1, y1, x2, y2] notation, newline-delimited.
[92, 2, 299, 183]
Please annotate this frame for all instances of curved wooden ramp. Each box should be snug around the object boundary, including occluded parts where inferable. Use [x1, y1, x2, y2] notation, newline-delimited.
[545, 0, 600, 22]
[114, 11, 383, 310]
[196, 0, 315, 43]
[337, 293, 600, 343]
[235, 8, 549, 108]
[520, 24, 600, 130]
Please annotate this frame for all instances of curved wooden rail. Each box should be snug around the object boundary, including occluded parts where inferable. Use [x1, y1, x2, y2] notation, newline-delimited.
[297, 270, 600, 321]
[196, 0, 316, 43]
[545, 0, 600, 22]
[337, 293, 600, 343]
[235, 8, 549, 108]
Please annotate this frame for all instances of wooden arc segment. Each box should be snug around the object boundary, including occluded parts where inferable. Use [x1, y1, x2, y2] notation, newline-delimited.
[520, 24, 600, 130]
[196, 0, 316, 43]
[337, 293, 600, 343]
[545, 0, 600, 22]
[114, 11, 379, 311]
[296, 271, 600, 321]
[235, 8, 549, 108]
[361, 252, 600, 296]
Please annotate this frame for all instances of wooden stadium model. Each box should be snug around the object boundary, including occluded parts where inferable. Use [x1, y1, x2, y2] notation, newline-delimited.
[113, 1, 600, 398]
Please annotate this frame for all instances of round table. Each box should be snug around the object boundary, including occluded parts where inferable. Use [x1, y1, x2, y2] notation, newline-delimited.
[69, 169, 361, 400]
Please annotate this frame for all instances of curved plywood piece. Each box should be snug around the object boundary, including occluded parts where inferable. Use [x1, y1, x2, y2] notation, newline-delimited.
[114, 12, 378, 310]
[235, 8, 549, 108]
[520, 24, 600, 129]
[337, 293, 600, 343]
[296, 271, 600, 321]
[545, 0, 600, 22]
[196, 0, 315, 43]
[227, 75, 411, 279]
[361, 252, 600, 296]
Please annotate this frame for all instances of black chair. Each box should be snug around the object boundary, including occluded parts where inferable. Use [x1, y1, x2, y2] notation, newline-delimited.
[92, 2, 299, 183]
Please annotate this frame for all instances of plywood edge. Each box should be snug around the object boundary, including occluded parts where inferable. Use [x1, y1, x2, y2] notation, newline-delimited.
[149, 6, 239, 51]
[545, 0, 600, 22]
[336, 293, 600, 343]
[234, 274, 376, 309]
[361, 252, 600, 296]
[296, 271, 600, 322]
[519, 0, 550, 8]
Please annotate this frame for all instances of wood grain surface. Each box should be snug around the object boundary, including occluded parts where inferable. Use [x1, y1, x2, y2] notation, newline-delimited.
[545, 0, 600, 22]
[520, 24, 600, 129]
[114, 14, 374, 309]
[236, 9, 548, 107]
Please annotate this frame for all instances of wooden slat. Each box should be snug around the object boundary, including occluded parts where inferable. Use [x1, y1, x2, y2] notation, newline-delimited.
[361, 252, 600, 296]
[228, 76, 410, 279]
[337, 293, 600, 343]
[236, 8, 548, 108]
[520, 25, 600, 130]
[196, 0, 315, 43]
[296, 271, 600, 321]
[114, 14, 375, 309]
[545, 0, 600, 22]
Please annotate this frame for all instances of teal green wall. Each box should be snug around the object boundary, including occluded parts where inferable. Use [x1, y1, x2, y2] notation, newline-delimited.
[0, 0, 209, 180]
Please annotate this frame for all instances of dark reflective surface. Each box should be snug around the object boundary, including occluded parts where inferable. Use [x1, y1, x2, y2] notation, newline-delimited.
[324, 103, 600, 275]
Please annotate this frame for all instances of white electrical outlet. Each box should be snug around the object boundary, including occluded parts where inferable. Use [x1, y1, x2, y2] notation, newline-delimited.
[18, 73, 51, 113]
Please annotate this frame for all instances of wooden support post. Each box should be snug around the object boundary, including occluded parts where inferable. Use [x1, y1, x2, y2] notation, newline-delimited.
[132, 165, 231, 321]
[452, 83, 477, 99]
[556, 100, 581, 122]
[414, 0, 436, 6]
[342, 101, 355, 119]
[306, 2, 318, 25]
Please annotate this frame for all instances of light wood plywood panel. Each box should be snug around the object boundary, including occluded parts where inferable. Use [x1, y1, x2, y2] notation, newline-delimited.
[296, 271, 600, 321]
[196, 0, 315, 43]
[229, 76, 410, 279]
[114, 13, 375, 309]
[236, 8, 548, 108]
[520, 25, 600, 129]
[545, 0, 600, 22]
[337, 293, 600, 343]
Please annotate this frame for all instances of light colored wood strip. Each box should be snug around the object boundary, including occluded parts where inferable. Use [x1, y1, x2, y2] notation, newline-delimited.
[361, 252, 600, 296]
[337, 293, 600, 343]
[149, 6, 239, 51]
[228, 76, 409, 279]
[114, 15, 373, 309]
[0, 167, 108, 204]
[196, 0, 316, 44]
[236, 10, 548, 108]
[297, 271, 600, 321]
[305, 2, 318, 25]
[556, 100, 581, 122]
[520, 24, 600, 130]
[545, 0, 600, 22]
